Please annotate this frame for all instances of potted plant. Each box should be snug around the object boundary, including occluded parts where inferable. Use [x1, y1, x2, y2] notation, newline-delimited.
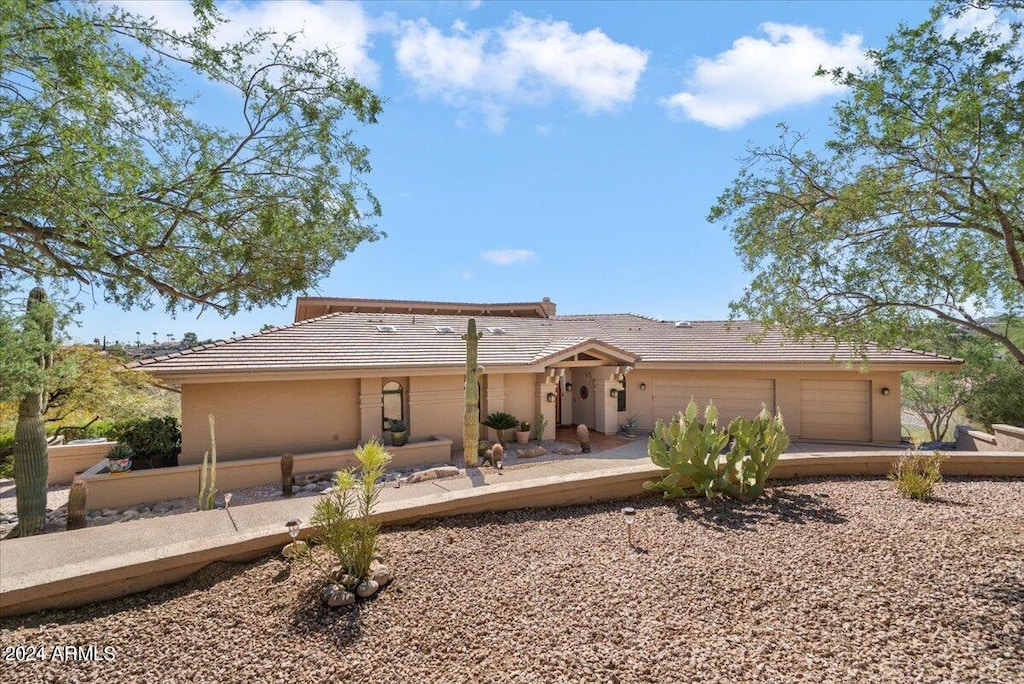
[389, 419, 408, 447]
[515, 421, 531, 444]
[482, 412, 519, 445]
[623, 415, 640, 439]
[106, 443, 134, 474]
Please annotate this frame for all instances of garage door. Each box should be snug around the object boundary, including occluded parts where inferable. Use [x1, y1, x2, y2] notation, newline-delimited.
[652, 379, 775, 424]
[800, 380, 871, 441]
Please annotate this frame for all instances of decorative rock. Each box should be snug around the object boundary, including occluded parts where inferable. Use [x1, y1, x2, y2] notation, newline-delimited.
[371, 564, 392, 587]
[281, 540, 309, 559]
[406, 466, 461, 484]
[101, 508, 118, 516]
[355, 579, 380, 598]
[327, 589, 356, 608]
[518, 446, 547, 459]
[123, 509, 139, 520]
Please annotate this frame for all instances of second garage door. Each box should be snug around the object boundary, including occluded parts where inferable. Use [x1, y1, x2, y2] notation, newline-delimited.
[652, 378, 775, 424]
[800, 380, 871, 441]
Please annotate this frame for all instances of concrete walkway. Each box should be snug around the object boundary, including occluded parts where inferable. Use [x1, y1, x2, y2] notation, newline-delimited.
[2, 440, 1020, 618]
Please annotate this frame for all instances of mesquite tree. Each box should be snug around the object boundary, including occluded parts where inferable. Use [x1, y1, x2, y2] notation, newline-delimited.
[6, 287, 55, 537]
[462, 319, 485, 467]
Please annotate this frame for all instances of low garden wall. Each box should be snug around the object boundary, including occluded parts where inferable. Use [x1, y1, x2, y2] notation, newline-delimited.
[48, 441, 115, 485]
[956, 424, 1024, 452]
[76, 436, 453, 511]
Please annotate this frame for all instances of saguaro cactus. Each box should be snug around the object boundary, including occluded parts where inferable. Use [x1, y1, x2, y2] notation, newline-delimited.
[198, 414, 218, 511]
[9, 287, 55, 538]
[66, 480, 87, 530]
[462, 318, 485, 467]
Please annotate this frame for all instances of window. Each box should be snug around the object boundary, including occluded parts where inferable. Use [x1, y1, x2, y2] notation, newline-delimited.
[375, 324, 397, 333]
[617, 379, 627, 411]
[382, 381, 404, 430]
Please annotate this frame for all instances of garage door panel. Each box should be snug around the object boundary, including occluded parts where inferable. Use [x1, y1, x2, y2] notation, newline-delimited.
[653, 379, 775, 423]
[800, 380, 870, 441]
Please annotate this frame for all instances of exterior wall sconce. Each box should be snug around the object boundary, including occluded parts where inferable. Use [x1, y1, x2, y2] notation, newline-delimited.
[610, 388, 619, 398]
[639, 383, 646, 391]
[880, 387, 891, 396]
[564, 382, 573, 392]
[546, 392, 556, 403]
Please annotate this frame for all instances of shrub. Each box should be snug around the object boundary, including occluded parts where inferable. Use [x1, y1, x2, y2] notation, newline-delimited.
[310, 439, 391, 588]
[533, 412, 549, 441]
[889, 446, 945, 500]
[645, 400, 789, 501]
[482, 412, 519, 444]
[388, 418, 407, 432]
[110, 416, 181, 468]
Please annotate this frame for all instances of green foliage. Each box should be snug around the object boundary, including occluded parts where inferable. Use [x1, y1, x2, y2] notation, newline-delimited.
[889, 446, 946, 500]
[310, 439, 391, 586]
[966, 358, 1024, 428]
[519, 421, 531, 432]
[1, 0, 383, 315]
[708, 1, 1024, 366]
[387, 419, 407, 432]
[645, 400, 790, 501]
[483, 412, 519, 431]
[109, 416, 181, 468]
[533, 412, 549, 442]
[197, 415, 217, 511]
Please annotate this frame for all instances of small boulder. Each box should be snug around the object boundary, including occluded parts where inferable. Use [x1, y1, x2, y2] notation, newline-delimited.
[518, 446, 547, 459]
[355, 579, 380, 598]
[327, 587, 356, 608]
[281, 540, 308, 559]
[371, 564, 392, 587]
[406, 466, 461, 484]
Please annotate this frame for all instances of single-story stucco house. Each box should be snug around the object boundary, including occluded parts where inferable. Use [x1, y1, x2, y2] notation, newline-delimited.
[131, 297, 961, 465]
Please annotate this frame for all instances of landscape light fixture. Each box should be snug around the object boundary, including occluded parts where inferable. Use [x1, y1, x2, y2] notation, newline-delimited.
[286, 519, 301, 540]
[564, 382, 573, 392]
[622, 507, 636, 544]
[880, 387, 891, 396]
[223, 492, 232, 509]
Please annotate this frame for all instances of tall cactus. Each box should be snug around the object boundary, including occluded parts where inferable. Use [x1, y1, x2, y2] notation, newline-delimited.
[9, 287, 55, 538]
[66, 479, 87, 530]
[198, 414, 218, 511]
[462, 318, 485, 467]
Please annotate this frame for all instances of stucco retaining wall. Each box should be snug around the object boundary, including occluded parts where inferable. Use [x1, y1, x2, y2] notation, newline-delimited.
[77, 437, 453, 511]
[48, 442, 115, 485]
[956, 424, 1024, 452]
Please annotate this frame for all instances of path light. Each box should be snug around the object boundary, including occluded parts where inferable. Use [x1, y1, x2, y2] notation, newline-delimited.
[223, 492, 232, 509]
[286, 519, 301, 540]
[622, 507, 636, 544]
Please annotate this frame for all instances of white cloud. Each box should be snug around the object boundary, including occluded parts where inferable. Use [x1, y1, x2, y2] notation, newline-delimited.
[117, 0, 380, 84]
[481, 248, 536, 265]
[467, 1, 483, 10]
[940, 5, 1016, 43]
[662, 23, 866, 129]
[536, 124, 553, 136]
[394, 13, 648, 129]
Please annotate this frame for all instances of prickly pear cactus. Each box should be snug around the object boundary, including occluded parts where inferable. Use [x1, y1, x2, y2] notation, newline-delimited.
[577, 424, 591, 453]
[10, 286, 55, 538]
[66, 480, 87, 530]
[645, 400, 788, 501]
[462, 319, 485, 467]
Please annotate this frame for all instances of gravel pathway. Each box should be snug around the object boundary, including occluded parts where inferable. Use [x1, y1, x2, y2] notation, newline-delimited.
[2, 476, 1021, 683]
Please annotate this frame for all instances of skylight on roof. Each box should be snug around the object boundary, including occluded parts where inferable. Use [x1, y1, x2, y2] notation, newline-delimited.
[486, 327, 508, 334]
[675, 321, 692, 328]
[375, 325, 397, 333]
[435, 326, 456, 334]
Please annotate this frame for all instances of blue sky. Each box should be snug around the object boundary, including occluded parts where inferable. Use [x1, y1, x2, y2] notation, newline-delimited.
[70, 0, 938, 345]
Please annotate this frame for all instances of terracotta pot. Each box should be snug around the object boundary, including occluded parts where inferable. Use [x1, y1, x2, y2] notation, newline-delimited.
[515, 431, 530, 444]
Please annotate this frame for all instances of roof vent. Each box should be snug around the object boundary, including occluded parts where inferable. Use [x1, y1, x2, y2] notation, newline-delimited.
[434, 326, 456, 334]
[675, 321, 692, 328]
[486, 326, 508, 334]
[375, 324, 397, 333]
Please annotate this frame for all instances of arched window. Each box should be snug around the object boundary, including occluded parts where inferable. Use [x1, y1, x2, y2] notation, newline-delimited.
[382, 381, 404, 431]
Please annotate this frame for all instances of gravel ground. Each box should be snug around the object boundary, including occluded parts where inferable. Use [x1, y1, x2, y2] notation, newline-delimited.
[2, 476, 1021, 683]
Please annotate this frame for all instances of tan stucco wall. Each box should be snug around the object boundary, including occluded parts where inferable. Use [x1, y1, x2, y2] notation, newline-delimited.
[620, 368, 902, 444]
[503, 373, 536, 428]
[408, 375, 464, 447]
[181, 379, 360, 464]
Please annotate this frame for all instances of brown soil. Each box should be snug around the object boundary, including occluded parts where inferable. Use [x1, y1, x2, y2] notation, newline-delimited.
[1, 476, 1021, 683]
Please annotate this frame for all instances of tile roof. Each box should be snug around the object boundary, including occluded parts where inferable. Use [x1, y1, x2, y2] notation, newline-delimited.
[129, 310, 962, 378]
